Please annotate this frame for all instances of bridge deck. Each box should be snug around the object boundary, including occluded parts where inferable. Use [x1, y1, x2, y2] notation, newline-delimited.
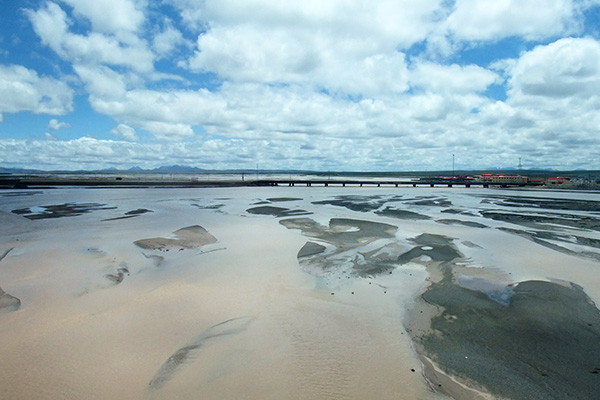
[0, 177, 535, 189]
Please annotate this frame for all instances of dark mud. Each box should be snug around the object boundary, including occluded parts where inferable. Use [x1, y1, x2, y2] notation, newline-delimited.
[480, 211, 600, 231]
[441, 208, 478, 216]
[417, 269, 600, 400]
[484, 195, 600, 213]
[12, 203, 117, 220]
[281, 218, 400, 278]
[0, 287, 20, 311]
[135, 225, 217, 251]
[407, 197, 452, 207]
[397, 234, 462, 264]
[267, 197, 303, 202]
[297, 241, 327, 258]
[375, 206, 431, 220]
[436, 219, 488, 228]
[246, 206, 312, 218]
[281, 218, 397, 246]
[499, 227, 600, 261]
[191, 203, 225, 210]
[148, 317, 252, 391]
[102, 208, 153, 221]
[312, 195, 399, 212]
[106, 266, 130, 285]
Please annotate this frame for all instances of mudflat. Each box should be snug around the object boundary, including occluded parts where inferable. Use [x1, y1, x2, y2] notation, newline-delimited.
[1, 187, 600, 400]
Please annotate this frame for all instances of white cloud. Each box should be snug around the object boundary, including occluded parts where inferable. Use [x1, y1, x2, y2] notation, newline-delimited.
[1, 128, 596, 171]
[152, 20, 187, 57]
[410, 62, 501, 94]
[0, 64, 73, 116]
[27, 2, 155, 73]
[45, 132, 59, 141]
[507, 37, 600, 100]
[10, 1, 600, 171]
[172, 0, 442, 44]
[48, 118, 71, 130]
[182, 0, 441, 96]
[187, 26, 411, 96]
[444, 0, 579, 41]
[136, 121, 194, 139]
[73, 64, 128, 100]
[110, 124, 139, 141]
[60, 0, 145, 38]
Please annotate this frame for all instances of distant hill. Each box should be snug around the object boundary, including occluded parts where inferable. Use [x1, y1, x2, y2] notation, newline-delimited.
[0, 165, 597, 177]
[0, 167, 43, 174]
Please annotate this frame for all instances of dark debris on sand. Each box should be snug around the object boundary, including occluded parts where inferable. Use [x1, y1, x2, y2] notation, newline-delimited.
[12, 203, 117, 220]
[246, 205, 312, 218]
[418, 269, 600, 400]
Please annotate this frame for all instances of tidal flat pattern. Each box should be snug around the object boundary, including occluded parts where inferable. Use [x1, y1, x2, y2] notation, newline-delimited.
[1, 187, 600, 400]
[281, 217, 400, 279]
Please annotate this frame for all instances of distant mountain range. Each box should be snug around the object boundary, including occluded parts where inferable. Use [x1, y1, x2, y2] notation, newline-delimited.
[2, 165, 599, 175]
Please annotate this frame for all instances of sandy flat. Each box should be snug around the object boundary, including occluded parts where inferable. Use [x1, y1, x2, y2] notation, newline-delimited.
[1, 187, 600, 399]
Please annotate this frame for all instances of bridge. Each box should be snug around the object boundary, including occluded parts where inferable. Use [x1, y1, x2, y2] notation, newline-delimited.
[251, 179, 532, 188]
[0, 176, 536, 189]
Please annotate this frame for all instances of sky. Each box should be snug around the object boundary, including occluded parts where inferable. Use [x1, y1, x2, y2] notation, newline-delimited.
[1, 0, 600, 171]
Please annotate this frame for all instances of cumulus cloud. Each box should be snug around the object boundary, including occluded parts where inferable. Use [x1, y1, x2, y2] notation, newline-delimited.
[410, 62, 501, 94]
[152, 20, 188, 57]
[48, 118, 71, 130]
[10, 0, 600, 170]
[110, 124, 139, 141]
[183, 0, 440, 95]
[507, 37, 600, 99]
[425, 0, 592, 57]
[444, 0, 579, 41]
[186, 26, 413, 96]
[26, 2, 155, 73]
[60, 0, 145, 37]
[0, 64, 73, 116]
[1, 128, 596, 171]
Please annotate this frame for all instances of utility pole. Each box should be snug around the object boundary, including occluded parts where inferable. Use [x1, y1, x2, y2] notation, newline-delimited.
[518, 157, 522, 175]
[452, 154, 455, 177]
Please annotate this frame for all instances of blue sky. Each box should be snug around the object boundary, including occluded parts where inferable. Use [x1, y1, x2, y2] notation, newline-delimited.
[1, 0, 600, 171]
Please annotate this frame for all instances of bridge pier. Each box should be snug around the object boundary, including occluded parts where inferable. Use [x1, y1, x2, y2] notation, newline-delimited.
[342, 183, 345, 187]
[448, 183, 452, 187]
[377, 183, 380, 187]
[466, 183, 470, 188]
[412, 183, 416, 187]
[325, 183, 328, 187]
[430, 183, 434, 187]
[360, 183, 363, 187]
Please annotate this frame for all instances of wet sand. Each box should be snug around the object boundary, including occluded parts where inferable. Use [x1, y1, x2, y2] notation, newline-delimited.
[1, 187, 600, 399]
